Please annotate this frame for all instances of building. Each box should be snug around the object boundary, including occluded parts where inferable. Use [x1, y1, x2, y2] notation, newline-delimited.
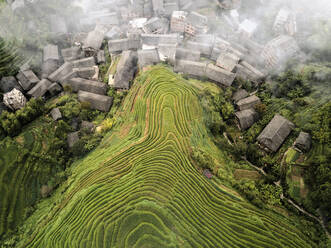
[0, 76, 22, 93]
[27, 79, 52, 98]
[16, 70, 39, 91]
[143, 17, 169, 34]
[235, 108, 258, 130]
[236, 95, 261, 111]
[205, 64, 236, 87]
[50, 108, 62, 121]
[48, 62, 74, 83]
[175, 47, 201, 62]
[170, 11, 187, 33]
[216, 52, 240, 72]
[3, 88, 26, 110]
[232, 89, 249, 103]
[235, 61, 264, 84]
[174, 60, 207, 78]
[83, 29, 105, 51]
[158, 43, 177, 64]
[67, 132, 79, 148]
[113, 50, 138, 89]
[141, 33, 180, 46]
[61, 47, 84, 62]
[138, 49, 160, 68]
[65, 78, 108, 95]
[78, 90, 113, 112]
[262, 35, 299, 69]
[257, 114, 295, 152]
[71, 57, 96, 68]
[294, 132, 311, 152]
[185, 41, 212, 57]
[108, 38, 141, 53]
[43, 44, 59, 62]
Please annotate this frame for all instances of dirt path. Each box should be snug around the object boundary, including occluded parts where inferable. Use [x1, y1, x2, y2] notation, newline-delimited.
[242, 156, 331, 239]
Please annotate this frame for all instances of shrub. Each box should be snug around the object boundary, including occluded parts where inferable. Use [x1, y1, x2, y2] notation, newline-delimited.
[0, 98, 44, 136]
[100, 118, 116, 133]
[254, 103, 267, 115]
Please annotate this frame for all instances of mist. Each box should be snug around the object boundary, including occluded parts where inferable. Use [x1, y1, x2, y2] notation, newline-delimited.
[0, 0, 330, 74]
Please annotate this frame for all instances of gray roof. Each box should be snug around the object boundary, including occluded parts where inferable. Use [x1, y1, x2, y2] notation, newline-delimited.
[48, 62, 73, 82]
[143, 17, 169, 34]
[72, 57, 96, 68]
[205, 64, 236, 87]
[0, 76, 22, 93]
[257, 114, 295, 152]
[232, 89, 249, 102]
[50, 108, 62, 121]
[27, 79, 52, 98]
[73, 67, 97, 80]
[67, 132, 79, 148]
[174, 60, 207, 78]
[152, 0, 165, 15]
[108, 38, 141, 53]
[43, 44, 59, 62]
[41, 60, 59, 79]
[113, 50, 138, 89]
[78, 90, 113, 112]
[97, 50, 106, 64]
[158, 43, 177, 64]
[65, 78, 107, 95]
[235, 108, 258, 130]
[262, 35, 299, 69]
[61, 47, 84, 62]
[294, 132, 311, 152]
[80, 121, 95, 133]
[216, 52, 240, 72]
[236, 95, 261, 111]
[105, 26, 123, 40]
[47, 83, 62, 96]
[164, 2, 179, 16]
[16, 70, 39, 91]
[141, 33, 180, 46]
[186, 11, 207, 26]
[83, 30, 104, 50]
[185, 41, 212, 57]
[138, 49, 160, 67]
[175, 47, 200, 62]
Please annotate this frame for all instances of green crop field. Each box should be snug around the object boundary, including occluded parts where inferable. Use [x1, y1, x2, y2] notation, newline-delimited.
[16, 66, 316, 247]
[0, 119, 66, 237]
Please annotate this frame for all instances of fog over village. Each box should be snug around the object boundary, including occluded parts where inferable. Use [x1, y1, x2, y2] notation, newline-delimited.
[0, 0, 330, 247]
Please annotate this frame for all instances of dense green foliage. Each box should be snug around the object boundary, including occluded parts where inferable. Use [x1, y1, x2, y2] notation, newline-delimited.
[10, 66, 319, 248]
[0, 98, 44, 137]
[305, 102, 331, 224]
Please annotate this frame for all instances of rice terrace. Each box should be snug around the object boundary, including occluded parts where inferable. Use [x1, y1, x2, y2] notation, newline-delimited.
[0, 0, 331, 247]
[14, 67, 316, 247]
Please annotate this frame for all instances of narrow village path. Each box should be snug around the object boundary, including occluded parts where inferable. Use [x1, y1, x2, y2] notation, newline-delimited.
[242, 156, 331, 239]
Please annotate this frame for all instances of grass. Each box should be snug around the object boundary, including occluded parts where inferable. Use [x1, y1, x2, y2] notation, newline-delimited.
[234, 169, 262, 180]
[14, 66, 317, 247]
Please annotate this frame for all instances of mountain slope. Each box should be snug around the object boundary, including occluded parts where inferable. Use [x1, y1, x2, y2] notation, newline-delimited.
[18, 66, 315, 248]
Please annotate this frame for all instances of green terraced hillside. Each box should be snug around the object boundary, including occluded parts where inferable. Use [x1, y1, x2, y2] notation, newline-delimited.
[18, 66, 316, 247]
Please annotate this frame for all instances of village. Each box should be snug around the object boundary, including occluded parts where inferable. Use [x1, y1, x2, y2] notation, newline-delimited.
[0, 1, 330, 246]
[0, 0, 312, 154]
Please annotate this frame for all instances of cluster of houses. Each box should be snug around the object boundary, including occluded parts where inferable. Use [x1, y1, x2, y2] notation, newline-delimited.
[0, 0, 311, 153]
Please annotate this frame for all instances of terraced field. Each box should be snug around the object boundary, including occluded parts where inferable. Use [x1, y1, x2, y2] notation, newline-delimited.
[18, 66, 316, 247]
[0, 119, 66, 237]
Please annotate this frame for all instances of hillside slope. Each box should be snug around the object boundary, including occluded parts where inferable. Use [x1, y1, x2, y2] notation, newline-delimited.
[18, 66, 315, 248]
